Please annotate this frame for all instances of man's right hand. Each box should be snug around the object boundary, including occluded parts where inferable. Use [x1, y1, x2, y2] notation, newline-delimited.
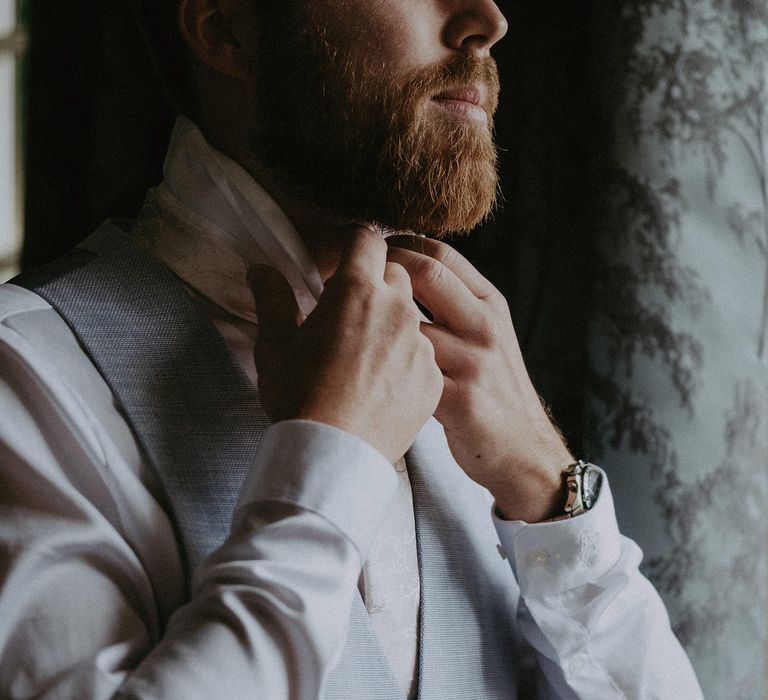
[247, 226, 443, 463]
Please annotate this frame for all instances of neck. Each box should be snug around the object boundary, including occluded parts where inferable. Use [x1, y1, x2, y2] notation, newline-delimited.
[254, 181, 356, 281]
[199, 117, 400, 281]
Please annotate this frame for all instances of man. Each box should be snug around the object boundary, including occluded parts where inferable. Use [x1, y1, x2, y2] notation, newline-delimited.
[0, 1, 702, 698]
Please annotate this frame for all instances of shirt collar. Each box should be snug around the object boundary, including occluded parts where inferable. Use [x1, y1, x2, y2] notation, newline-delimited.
[134, 116, 325, 322]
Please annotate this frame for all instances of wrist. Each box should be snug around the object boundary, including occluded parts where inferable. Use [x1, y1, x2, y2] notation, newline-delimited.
[490, 449, 573, 523]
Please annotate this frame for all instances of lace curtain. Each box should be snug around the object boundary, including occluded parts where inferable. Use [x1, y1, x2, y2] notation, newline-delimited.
[587, 2, 768, 697]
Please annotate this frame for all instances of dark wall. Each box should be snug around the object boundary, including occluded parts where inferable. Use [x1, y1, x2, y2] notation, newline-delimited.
[23, 0, 174, 269]
[469, 2, 594, 448]
[23, 0, 593, 449]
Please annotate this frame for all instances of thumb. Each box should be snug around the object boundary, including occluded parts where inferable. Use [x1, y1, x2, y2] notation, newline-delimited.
[247, 265, 302, 347]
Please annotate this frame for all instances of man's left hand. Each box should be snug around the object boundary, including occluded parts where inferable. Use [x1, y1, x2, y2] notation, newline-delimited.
[387, 236, 573, 523]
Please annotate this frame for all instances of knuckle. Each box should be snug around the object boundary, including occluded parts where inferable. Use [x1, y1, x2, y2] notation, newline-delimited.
[350, 225, 385, 247]
[337, 271, 379, 297]
[417, 257, 446, 286]
[435, 242, 460, 268]
[485, 288, 508, 311]
[473, 315, 500, 347]
[398, 307, 421, 332]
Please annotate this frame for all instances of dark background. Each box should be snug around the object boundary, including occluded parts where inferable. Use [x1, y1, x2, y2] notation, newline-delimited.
[22, 0, 594, 449]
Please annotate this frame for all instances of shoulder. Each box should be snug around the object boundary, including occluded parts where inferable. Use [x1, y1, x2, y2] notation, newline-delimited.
[0, 282, 52, 323]
[0, 282, 118, 455]
[0, 283, 78, 378]
[0, 277, 169, 537]
[0, 282, 85, 375]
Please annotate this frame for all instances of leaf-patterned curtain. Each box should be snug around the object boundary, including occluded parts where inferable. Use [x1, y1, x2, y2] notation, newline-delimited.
[588, 2, 768, 697]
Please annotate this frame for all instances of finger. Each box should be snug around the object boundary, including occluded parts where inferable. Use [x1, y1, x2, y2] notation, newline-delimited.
[383, 261, 412, 296]
[386, 235, 498, 301]
[337, 225, 388, 282]
[432, 373, 460, 426]
[385, 261, 429, 323]
[387, 246, 480, 333]
[247, 265, 302, 345]
[420, 322, 468, 376]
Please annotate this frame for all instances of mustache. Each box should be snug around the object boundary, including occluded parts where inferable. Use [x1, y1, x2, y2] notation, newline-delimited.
[396, 54, 501, 116]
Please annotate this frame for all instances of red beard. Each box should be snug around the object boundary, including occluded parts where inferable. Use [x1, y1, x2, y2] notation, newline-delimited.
[251, 13, 501, 237]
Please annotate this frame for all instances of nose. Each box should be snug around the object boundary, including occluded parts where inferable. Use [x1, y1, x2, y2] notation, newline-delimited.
[443, 0, 508, 54]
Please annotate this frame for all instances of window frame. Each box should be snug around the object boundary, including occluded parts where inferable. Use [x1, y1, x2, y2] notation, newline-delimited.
[0, 0, 27, 281]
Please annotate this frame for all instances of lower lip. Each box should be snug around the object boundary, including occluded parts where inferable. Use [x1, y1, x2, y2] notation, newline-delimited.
[431, 99, 488, 124]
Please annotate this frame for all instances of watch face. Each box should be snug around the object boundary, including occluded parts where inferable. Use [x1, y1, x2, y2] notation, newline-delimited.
[583, 466, 602, 509]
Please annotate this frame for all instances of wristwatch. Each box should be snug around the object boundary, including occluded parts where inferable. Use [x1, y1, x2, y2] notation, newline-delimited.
[550, 460, 601, 521]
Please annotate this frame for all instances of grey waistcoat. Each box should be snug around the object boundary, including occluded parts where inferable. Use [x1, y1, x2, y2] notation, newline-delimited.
[14, 223, 522, 699]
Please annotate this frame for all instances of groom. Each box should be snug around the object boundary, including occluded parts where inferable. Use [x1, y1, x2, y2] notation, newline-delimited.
[0, 1, 702, 698]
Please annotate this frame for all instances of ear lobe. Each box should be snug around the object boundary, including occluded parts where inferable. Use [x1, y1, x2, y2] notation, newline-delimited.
[178, 0, 251, 81]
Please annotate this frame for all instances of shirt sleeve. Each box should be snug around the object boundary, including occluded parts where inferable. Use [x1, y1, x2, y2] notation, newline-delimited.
[121, 421, 399, 700]
[0, 308, 398, 699]
[492, 470, 704, 700]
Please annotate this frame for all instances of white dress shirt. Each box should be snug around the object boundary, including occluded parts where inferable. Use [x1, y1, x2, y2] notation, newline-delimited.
[0, 118, 703, 699]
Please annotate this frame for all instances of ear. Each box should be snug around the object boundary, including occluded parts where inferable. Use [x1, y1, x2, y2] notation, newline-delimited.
[178, 0, 251, 81]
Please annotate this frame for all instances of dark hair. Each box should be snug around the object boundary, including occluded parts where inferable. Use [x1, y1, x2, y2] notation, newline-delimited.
[129, 0, 193, 115]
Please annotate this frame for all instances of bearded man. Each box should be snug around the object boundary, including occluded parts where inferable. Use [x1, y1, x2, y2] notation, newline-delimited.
[0, 1, 702, 698]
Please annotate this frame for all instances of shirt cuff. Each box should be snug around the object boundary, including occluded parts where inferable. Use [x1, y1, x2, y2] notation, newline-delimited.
[234, 419, 399, 560]
[492, 467, 623, 597]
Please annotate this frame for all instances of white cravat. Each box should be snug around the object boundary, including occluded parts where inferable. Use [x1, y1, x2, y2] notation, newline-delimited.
[133, 116, 420, 696]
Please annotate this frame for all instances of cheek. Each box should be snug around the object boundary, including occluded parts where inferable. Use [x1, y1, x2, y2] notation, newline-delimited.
[325, 1, 446, 73]
[383, 14, 447, 73]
